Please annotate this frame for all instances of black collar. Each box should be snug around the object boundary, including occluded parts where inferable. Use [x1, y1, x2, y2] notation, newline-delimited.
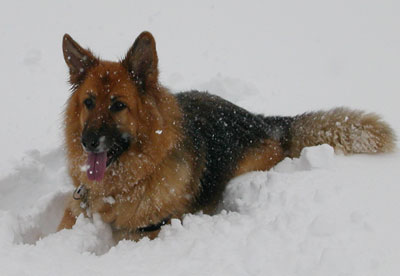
[137, 217, 170, 233]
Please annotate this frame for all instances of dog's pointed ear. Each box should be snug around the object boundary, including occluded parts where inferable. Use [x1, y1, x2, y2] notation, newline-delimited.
[122, 31, 159, 93]
[62, 34, 98, 85]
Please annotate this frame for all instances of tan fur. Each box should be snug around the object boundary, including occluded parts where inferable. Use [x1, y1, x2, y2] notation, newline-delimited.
[290, 107, 396, 157]
[65, 143, 200, 241]
[234, 139, 284, 177]
[57, 207, 76, 230]
[61, 58, 202, 240]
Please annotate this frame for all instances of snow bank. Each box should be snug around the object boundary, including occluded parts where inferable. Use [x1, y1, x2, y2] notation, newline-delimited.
[0, 145, 399, 275]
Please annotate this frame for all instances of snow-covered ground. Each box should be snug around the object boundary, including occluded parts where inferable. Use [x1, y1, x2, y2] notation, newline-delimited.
[0, 1, 399, 275]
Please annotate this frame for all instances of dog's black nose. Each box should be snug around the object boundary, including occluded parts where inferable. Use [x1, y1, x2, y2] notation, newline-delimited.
[81, 130, 101, 152]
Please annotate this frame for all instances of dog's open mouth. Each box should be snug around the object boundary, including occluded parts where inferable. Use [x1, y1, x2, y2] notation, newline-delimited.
[86, 136, 130, 182]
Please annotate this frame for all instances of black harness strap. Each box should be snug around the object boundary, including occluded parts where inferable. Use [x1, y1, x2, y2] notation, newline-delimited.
[137, 217, 170, 233]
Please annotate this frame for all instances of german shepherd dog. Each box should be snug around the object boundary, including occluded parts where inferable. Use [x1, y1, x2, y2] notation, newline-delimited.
[58, 32, 396, 241]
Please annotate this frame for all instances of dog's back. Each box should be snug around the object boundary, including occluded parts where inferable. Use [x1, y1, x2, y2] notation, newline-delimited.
[176, 91, 292, 209]
[177, 91, 396, 212]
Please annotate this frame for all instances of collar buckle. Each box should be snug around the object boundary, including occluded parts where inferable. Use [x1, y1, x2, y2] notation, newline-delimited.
[73, 184, 87, 200]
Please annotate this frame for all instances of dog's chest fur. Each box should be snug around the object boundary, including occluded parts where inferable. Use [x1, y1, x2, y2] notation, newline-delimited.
[68, 141, 201, 240]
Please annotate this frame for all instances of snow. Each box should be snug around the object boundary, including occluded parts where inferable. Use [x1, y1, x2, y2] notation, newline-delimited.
[1, 147, 399, 275]
[1, 0, 399, 275]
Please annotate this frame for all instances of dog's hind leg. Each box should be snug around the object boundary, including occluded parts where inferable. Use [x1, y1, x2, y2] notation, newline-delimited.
[233, 139, 285, 177]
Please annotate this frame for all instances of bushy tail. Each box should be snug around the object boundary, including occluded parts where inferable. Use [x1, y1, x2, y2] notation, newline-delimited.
[289, 107, 396, 157]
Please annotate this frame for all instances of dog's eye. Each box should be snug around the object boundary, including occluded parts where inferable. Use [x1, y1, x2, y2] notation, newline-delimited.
[110, 101, 127, 112]
[84, 98, 95, 110]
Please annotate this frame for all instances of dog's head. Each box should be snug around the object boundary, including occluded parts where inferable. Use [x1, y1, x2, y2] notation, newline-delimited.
[63, 32, 179, 183]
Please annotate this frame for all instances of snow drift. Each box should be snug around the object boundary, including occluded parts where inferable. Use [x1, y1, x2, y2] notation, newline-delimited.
[0, 145, 399, 275]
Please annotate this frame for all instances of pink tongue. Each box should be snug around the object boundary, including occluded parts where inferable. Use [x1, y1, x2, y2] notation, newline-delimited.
[87, 152, 108, 181]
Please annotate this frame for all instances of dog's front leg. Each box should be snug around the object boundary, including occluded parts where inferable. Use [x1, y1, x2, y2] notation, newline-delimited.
[57, 195, 84, 230]
[57, 207, 77, 230]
